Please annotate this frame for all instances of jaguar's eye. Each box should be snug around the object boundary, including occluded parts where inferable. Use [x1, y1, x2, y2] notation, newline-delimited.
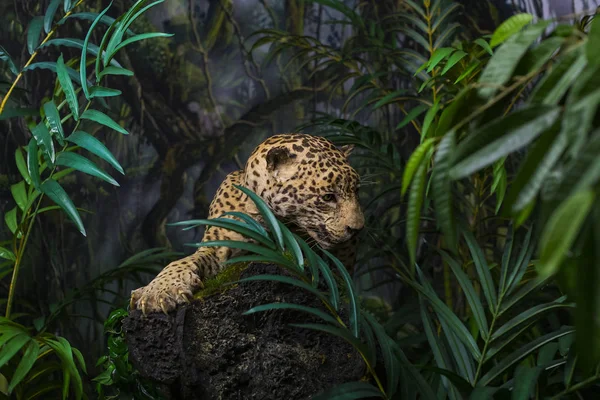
[321, 194, 336, 202]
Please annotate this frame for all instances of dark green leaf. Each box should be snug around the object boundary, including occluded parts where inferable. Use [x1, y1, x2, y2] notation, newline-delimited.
[396, 104, 428, 130]
[98, 66, 134, 79]
[63, 0, 72, 12]
[110, 32, 173, 58]
[8, 340, 39, 392]
[530, 49, 586, 105]
[407, 158, 427, 267]
[27, 16, 44, 55]
[59, 13, 134, 36]
[55, 152, 119, 186]
[55, 55, 78, 122]
[66, 131, 123, 174]
[363, 312, 399, 397]
[89, 86, 121, 98]
[5, 206, 18, 234]
[31, 122, 55, 164]
[0, 107, 38, 120]
[170, 218, 274, 249]
[234, 185, 284, 249]
[40, 179, 86, 236]
[586, 15, 600, 66]
[25, 61, 84, 86]
[463, 230, 497, 312]
[450, 106, 560, 179]
[280, 224, 304, 270]
[15, 148, 31, 185]
[422, 100, 440, 139]
[81, 109, 128, 135]
[80, 3, 113, 99]
[0, 334, 30, 368]
[511, 365, 542, 400]
[243, 303, 340, 326]
[0, 247, 16, 262]
[312, 381, 383, 400]
[402, 138, 435, 196]
[323, 249, 359, 337]
[40, 38, 122, 68]
[537, 190, 594, 278]
[43, 100, 65, 144]
[27, 139, 41, 190]
[0, 45, 18, 75]
[44, 0, 62, 33]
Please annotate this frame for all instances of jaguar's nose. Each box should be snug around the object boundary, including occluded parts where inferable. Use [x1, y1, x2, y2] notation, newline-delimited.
[346, 226, 362, 237]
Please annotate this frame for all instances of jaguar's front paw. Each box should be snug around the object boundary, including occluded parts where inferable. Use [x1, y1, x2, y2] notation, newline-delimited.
[130, 266, 204, 314]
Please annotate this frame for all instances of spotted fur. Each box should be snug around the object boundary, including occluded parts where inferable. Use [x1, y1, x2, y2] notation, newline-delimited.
[130, 134, 364, 314]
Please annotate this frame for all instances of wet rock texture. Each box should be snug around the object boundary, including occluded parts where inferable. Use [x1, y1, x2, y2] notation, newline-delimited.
[124, 263, 366, 399]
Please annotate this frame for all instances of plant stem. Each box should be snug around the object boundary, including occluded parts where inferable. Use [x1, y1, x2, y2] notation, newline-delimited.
[5, 101, 91, 318]
[0, 0, 87, 115]
[550, 374, 600, 399]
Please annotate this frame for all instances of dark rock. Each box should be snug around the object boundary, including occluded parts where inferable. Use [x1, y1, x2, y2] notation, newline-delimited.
[124, 263, 366, 400]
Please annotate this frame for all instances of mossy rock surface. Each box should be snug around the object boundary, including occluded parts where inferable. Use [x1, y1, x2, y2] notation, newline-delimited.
[124, 263, 366, 400]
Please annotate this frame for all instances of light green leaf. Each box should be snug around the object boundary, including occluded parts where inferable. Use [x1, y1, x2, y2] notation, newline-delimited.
[433, 130, 457, 250]
[65, 131, 123, 174]
[490, 13, 534, 48]
[427, 48, 455, 72]
[406, 158, 427, 267]
[396, 104, 428, 130]
[402, 138, 435, 196]
[56, 55, 78, 121]
[474, 38, 493, 55]
[450, 106, 560, 179]
[422, 100, 440, 139]
[537, 190, 594, 278]
[441, 50, 467, 75]
[479, 21, 549, 99]
[40, 179, 86, 236]
[10, 181, 28, 212]
[27, 16, 44, 55]
[8, 340, 39, 392]
[80, 109, 128, 135]
[0, 334, 30, 367]
[44, 0, 62, 33]
[55, 152, 119, 186]
[43, 100, 65, 145]
[586, 15, 600, 66]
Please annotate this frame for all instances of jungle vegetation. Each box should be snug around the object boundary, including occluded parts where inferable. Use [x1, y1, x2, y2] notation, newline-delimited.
[0, 0, 599, 398]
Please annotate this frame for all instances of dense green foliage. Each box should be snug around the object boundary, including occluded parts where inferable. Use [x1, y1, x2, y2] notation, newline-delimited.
[0, 0, 599, 399]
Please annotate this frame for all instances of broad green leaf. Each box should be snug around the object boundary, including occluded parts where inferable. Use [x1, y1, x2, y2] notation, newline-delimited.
[441, 250, 489, 338]
[55, 152, 119, 186]
[8, 340, 39, 392]
[530, 49, 586, 105]
[0, 247, 16, 262]
[312, 381, 383, 400]
[44, 0, 62, 33]
[490, 13, 534, 48]
[98, 66, 134, 79]
[0, 45, 18, 75]
[441, 50, 467, 75]
[43, 100, 64, 144]
[503, 127, 565, 214]
[243, 303, 340, 326]
[89, 86, 122, 98]
[81, 109, 128, 135]
[537, 190, 594, 278]
[433, 130, 457, 250]
[450, 106, 560, 179]
[0, 107, 37, 120]
[27, 139, 41, 190]
[27, 16, 44, 55]
[479, 21, 549, 99]
[464, 230, 497, 312]
[396, 104, 428, 130]
[478, 326, 574, 386]
[427, 48, 455, 72]
[40, 179, 86, 236]
[586, 15, 600, 66]
[31, 122, 55, 164]
[66, 131, 123, 174]
[407, 159, 427, 267]
[56, 55, 78, 121]
[15, 148, 31, 186]
[0, 334, 30, 367]
[10, 181, 27, 212]
[511, 365, 542, 400]
[80, 3, 113, 99]
[402, 138, 435, 196]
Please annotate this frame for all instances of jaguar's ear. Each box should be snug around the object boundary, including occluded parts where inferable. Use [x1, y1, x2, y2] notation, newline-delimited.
[266, 146, 294, 171]
[339, 144, 354, 158]
[266, 146, 297, 182]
